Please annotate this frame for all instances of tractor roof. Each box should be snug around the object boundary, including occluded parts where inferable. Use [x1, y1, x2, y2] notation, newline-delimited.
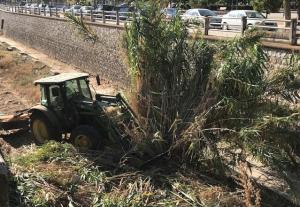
[34, 73, 89, 85]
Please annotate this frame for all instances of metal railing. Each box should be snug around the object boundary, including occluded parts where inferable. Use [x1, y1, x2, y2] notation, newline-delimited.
[5, 5, 133, 25]
[183, 15, 299, 45]
[1, 4, 299, 45]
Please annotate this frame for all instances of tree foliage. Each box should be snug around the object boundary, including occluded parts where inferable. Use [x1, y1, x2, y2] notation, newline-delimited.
[250, 0, 282, 12]
[124, 1, 300, 197]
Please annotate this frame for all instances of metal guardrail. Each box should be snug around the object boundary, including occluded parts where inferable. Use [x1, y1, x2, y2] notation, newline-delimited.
[1, 4, 299, 45]
[5, 5, 134, 25]
[183, 15, 298, 45]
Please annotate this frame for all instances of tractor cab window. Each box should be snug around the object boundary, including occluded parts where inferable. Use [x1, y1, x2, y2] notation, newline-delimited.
[79, 79, 92, 100]
[65, 79, 92, 100]
[49, 85, 63, 107]
[40, 86, 48, 106]
[65, 79, 80, 99]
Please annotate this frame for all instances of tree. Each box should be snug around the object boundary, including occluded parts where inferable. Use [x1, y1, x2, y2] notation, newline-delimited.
[283, 0, 291, 26]
[250, 0, 282, 13]
[296, 0, 300, 22]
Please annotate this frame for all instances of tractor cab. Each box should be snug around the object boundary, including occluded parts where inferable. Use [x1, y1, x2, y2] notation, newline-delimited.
[35, 73, 93, 107]
[29, 73, 138, 150]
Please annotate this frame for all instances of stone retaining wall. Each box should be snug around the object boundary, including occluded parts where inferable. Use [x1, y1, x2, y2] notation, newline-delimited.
[0, 10, 298, 89]
[266, 47, 297, 69]
[0, 11, 129, 87]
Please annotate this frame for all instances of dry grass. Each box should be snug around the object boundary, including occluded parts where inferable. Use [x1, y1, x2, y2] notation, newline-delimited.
[7, 141, 246, 207]
[0, 48, 51, 104]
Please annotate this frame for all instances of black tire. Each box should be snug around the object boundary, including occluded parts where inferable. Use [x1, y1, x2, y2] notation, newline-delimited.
[70, 125, 101, 150]
[30, 113, 61, 145]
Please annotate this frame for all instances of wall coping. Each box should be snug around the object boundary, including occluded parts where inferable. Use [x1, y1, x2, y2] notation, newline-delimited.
[200, 35, 300, 52]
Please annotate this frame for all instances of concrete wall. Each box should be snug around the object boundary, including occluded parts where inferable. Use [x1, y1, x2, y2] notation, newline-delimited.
[0, 11, 129, 87]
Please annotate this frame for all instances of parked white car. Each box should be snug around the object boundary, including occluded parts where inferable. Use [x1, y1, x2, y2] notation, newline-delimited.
[81, 6, 93, 14]
[65, 5, 82, 14]
[182, 8, 221, 28]
[221, 10, 277, 30]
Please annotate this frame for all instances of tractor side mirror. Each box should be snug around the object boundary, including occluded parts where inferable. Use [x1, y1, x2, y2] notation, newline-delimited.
[96, 75, 101, 86]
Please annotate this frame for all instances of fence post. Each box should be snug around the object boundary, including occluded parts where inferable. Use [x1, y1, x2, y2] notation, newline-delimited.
[290, 18, 297, 45]
[49, 7, 52, 16]
[116, 10, 119, 25]
[80, 9, 83, 20]
[241, 16, 247, 35]
[90, 9, 94, 22]
[63, 7, 65, 13]
[38, 7, 40, 15]
[44, 7, 46, 16]
[25, 7, 26, 14]
[29, 7, 31, 14]
[102, 10, 105, 23]
[204, 17, 209, 35]
[55, 7, 58, 17]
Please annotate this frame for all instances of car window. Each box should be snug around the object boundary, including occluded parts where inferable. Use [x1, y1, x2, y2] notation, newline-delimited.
[198, 9, 216, 17]
[186, 10, 193, 15]
[228, 11, 235, 17]
[166, 8, 176, 15]
[237, 12, 244, 17]
[74, 5, 81, 9]
[246, 11, 265, 18]
[191, 11, 199, 16]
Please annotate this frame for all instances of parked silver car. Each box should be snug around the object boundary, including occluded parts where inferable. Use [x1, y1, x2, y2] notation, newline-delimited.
[66, 5, 82, 14]
[182, 8, 221, 28]
[81, 6, 93, 14]
[221, 10, 277, 30]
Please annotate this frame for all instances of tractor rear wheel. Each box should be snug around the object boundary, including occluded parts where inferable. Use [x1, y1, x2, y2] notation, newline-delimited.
[30, 113, 60, 145]
[70, 125, 100, 150]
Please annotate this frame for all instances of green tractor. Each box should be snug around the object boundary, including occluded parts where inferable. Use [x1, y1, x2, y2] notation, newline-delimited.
[29, 72, 137, 150]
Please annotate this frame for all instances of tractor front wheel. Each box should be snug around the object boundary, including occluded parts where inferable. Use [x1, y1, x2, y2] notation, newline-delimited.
[30, 113, 60, 145]
[70, 125, 100, 150]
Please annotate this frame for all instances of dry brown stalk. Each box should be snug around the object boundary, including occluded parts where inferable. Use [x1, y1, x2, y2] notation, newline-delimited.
[238, 162, 262, 207]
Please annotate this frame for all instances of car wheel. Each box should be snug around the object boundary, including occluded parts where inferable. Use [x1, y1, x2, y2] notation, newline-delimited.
[70, 125, 101, 150]
[222, 23, 228, 30]
[30, 113, 61, 145]
[247, 24, 253, 29]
